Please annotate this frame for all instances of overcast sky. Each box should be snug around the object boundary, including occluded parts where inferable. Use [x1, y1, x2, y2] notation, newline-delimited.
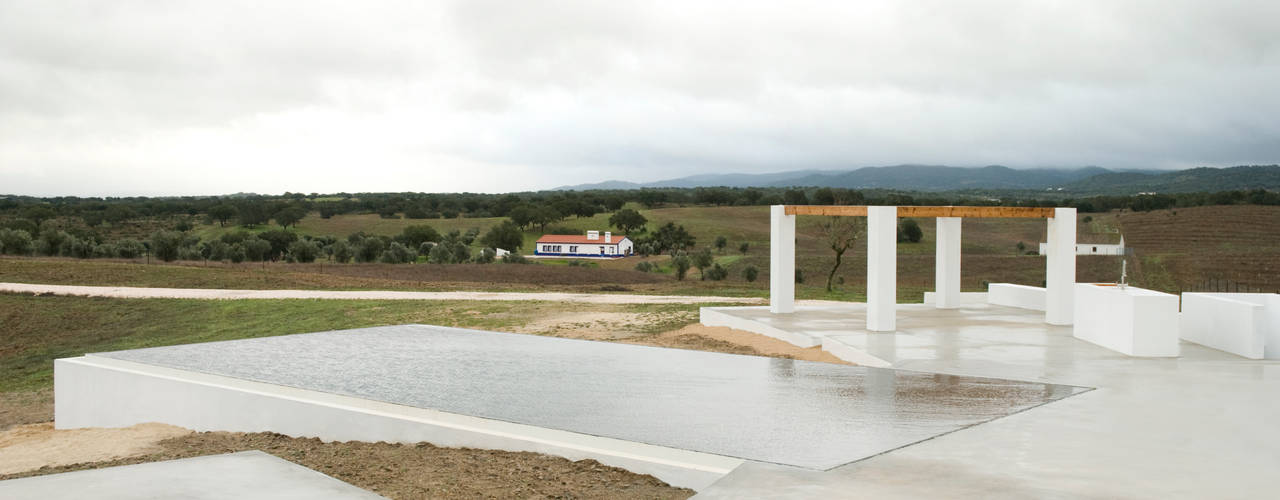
[2, 1, 1278, 196]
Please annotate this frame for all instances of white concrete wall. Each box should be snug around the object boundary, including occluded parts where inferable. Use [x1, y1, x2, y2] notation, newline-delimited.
[55, 356, 740, 491]
[934, 217, 962, 309]
[923, 291, 988, 305]
[866, 206, 897, 331]
[769, 206, 796, 314]
[987, 284, 1047, 311]
[1045, 207, 1077, 325]
[1180, 293, 1280, 359]
[1073, 284, 1180, 357]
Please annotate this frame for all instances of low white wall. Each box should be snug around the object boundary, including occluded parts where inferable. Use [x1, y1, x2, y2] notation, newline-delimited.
[55, 356, 741, 491]
[922, 292, 988, 305]
[1073, 284, 1180, 357]
[1180, 293, 1280, 359]
[987, 284, 1046, 311]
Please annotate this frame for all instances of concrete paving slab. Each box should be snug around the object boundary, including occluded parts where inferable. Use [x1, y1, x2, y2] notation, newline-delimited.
[93, 325, 1086, 470]
[693, 303, 1280, 499]
[0, 451, 385, 499]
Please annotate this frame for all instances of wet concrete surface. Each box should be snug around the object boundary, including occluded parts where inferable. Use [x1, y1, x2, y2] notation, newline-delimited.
[96, 325, 1086, 470]
[692, 304, 1280, 499]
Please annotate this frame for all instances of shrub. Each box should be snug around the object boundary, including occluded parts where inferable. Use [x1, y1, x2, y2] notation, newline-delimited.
[743, 265, 759, 282]
[693, 248, 714, 280]
[288, 240, 321, 263]
[475, 247, 497, 264]
[897, 218, 923, 243]
[1082, 215, 1094, 223]
[404, 205, 430, 219]
[428, 242, 454, 264]
[379, 242, 416, 264]
[228, 244, 246, 263]
[257, 229, 299, 258]
[480, 221, 524, 251]
[92, 243, 117, 258]
[356, 237, 386, 263]
[739, 242, 749, 255]
[0, 229, 33, 255]
[672, 253, 692, 281]
[177, 246, 203, 261]
[243, 239, 272, 262]
[795, 268, 805, 284]
[501, 252, 529, 264]
[400, 225, 441, 247]
[149, 230, 186, 262]
[635, 261, 654, 273]
[714, 236, 728, 252]
[705, 263, 728, 281]
[36, 228, 70, 256]
[115, 238, 146, 259]
[450, 242, 471, 263]
[330, 240, 353, 263]
[545, 226, 579, 235]
[201, 240, 231, 261]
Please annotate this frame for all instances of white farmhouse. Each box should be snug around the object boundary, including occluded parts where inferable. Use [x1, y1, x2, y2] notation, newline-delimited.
[535, 230, 634, 258]
[1040, 235, 1126, 256]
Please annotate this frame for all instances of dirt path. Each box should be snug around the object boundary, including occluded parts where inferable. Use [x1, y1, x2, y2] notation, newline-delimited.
[0, 426, 692, 499]
[0, 282, 761, 305]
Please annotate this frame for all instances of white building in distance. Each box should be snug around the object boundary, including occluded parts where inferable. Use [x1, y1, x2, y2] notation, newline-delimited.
[535, 230, 634, 258]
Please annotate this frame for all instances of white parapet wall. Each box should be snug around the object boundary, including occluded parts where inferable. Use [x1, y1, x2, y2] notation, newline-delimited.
[54, 356, 742, 491]
[1180, 293, 1280, 360]
[987, 284, 1047, 311]
[1072, 283, 1180, 357]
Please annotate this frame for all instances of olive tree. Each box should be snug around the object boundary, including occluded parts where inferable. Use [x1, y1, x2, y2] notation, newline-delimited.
[819, 216, 866, 292]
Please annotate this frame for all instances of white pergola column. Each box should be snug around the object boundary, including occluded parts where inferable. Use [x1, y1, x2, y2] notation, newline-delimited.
[866, 206, 897, 332]
[934, 217, 962, 309]
[1045, 207, 1077, 325]
[769, 205, 796, 314]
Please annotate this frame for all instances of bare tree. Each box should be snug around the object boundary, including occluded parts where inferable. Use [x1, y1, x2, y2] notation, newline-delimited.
[820, 216, 866, 292]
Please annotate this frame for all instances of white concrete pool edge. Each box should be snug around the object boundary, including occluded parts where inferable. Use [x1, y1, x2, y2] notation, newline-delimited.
[54, 355, 743, 491]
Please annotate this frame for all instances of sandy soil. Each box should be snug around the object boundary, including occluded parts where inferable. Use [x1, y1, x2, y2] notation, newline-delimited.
[0, 422, 192, 475]
[0, 282, 761, 304]
[635, 324, 849, 364]
[0, 429, 693, 499]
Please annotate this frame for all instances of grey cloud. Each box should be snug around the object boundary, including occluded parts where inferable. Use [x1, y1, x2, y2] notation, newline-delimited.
[1, 0, 1277, 196]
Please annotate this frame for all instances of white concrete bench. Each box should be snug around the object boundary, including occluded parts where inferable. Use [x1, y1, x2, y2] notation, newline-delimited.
[1180, 293, 1280, 359]
[1073, 283, 1180, 357]
[987, 283, 1046, 311]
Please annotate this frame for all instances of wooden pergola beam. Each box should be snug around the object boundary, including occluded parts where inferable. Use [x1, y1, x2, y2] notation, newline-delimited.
[783, 205, 1057, 218]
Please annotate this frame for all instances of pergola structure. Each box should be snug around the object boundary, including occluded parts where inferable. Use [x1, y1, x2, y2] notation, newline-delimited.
[770, 205, 1077, 331]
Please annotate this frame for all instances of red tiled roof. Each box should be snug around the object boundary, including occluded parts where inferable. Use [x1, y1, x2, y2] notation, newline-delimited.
[535, 234, 628, 244]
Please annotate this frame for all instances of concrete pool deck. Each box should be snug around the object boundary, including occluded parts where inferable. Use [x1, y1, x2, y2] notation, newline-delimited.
[0, 451, 385, 499]
[55, 324, 1084, 491]
[695, 303, 1280, 498]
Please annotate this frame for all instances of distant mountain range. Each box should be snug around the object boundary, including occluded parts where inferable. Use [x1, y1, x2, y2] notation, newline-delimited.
[553, 164, 1280, 195]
